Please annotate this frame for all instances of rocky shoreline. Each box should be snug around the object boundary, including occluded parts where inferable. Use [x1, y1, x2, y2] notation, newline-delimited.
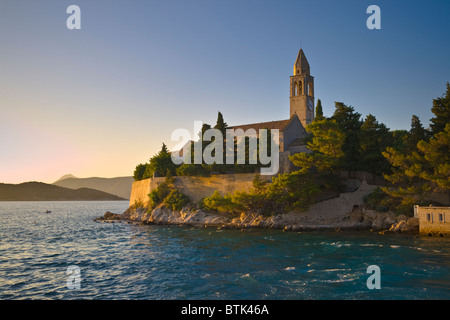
[94, 204, 419, 235]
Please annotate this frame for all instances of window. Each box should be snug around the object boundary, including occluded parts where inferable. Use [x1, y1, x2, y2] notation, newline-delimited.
[427, 213, 431, 222]
[439, 213, 443, 222]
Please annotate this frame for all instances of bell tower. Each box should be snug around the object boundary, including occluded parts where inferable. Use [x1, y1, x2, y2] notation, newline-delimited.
[290, 49, 314, 128]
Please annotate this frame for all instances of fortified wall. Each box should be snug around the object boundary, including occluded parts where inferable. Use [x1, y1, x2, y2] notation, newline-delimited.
[129, 173, 272, 207]
[129, 171, 383, 208]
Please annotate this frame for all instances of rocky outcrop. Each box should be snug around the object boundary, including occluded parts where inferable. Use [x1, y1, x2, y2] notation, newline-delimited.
[94, 205, 419, 234]
[337, 210, 419, 233]
[93, 211, 124, 221]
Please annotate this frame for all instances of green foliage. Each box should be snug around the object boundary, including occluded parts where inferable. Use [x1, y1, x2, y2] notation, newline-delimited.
[315, 99, 324, 120]
[331, 102, 362, 171]
[252, 174, 268, 192]
[363, 187, 390, 212]
[382, 123, 450, 211]
[148, 174, 190, 211]
[358, 114, 392, 175]
[176, 164, 211, 177]
[415, 124, 450, 192]
[266, 172, 321, 212]
[201, 171, 322, 215]
[143, 143, 179, 179]
[390, 129, 409, 153]
[148, 180, 172, 209]
[214, 111, 228, 134]
[133, 163, 147, 181]
[430, 82, 450, 135]
[201, 191, 235, 213]
[290, 118, 345, 174]
[164, 189, 190, 211]
[174, 112, 274, 175]
[364, 188, 418, 216]
[406, 115, 428, 152]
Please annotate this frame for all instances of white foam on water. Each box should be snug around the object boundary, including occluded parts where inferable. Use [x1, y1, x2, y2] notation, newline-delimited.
[284, 266, 295, 271]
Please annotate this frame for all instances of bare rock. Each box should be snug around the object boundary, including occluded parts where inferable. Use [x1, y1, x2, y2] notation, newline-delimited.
[94, 211, 123, 222]
[407, 217, 419, 228]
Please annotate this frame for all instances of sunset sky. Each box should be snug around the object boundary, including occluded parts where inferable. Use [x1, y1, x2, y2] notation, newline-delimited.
[1, 0, 449, 184]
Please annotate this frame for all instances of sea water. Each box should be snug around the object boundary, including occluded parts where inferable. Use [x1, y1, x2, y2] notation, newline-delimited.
[0, 201, 449, 300]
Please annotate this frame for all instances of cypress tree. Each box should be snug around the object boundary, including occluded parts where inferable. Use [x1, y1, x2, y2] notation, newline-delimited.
[315, 99, 324, 120]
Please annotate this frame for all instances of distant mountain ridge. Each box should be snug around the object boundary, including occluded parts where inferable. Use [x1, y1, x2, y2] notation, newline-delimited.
[53, 175, 133, 199]
[0, 182, 126, 201]
[54, 174, 77, 183]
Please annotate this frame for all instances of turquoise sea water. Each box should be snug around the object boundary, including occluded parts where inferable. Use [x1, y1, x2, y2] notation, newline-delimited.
[0, 201, 449, 300]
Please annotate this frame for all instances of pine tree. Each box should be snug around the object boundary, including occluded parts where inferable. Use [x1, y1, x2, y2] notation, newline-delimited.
[406, 115, 427, 152]
[358, 114, 392, 175]
[430, 82, 450, 135]
[383, 123, 450, 211]
[143, 143, 178, 178]
[416, 124, 450, 194]
[331, 102, 362, 171]
[290, 118, 346, 174]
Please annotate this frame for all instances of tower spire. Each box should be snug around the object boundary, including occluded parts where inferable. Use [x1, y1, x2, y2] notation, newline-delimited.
[290, 48, 314, 128]
[294, 48, 310, 75]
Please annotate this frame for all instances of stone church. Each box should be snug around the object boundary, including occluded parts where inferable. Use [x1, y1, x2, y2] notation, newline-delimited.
[230, 48, 315, 172]
[177, 48, 315, 174]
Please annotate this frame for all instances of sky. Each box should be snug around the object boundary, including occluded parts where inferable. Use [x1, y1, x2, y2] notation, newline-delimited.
[1, 0, 449, 184]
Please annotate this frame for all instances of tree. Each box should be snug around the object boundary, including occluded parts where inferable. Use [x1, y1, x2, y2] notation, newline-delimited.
[290, 118, 346, 175]
[331, 102, 362, 171]
[406, 115, 427, 152]
[390, 129, 409, 153]
[143, 143, 178, 178]
[382, 123, 450, 212]
[133, 163, 147, 181]
[214, 111, 228, 134]
[358, 114, 392, 175]
[315, 99, 324, 120]
[266, 171, 321, 212]
[416, 124, 450, 194]
[430, 82, 450, 135]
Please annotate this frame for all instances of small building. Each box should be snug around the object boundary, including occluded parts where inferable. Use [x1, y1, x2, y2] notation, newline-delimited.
[415, 205, 450, 237]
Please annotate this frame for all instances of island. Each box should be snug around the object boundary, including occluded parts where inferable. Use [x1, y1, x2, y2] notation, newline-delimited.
[0, 182, 126, 201]
[96, 49, 449, 236]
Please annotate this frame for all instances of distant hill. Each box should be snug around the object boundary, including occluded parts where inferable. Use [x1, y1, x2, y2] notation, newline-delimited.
[0, 182, 126, 201]
[53, 175, 133, 199]
[54, 174, 77, 183]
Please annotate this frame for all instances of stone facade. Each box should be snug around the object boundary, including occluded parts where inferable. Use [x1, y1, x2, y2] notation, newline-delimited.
[129, 173, 273, 207]
[290, 49, 315, 129]
[415, 205, 450, 237]
[228, 48, 313, 154]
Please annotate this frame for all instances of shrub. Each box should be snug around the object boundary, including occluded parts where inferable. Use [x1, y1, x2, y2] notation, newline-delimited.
[176, 164, 210, 177]
[202, 191, 234, 213]
[363, 187, 389, 212]
[163, 189, 190, 211]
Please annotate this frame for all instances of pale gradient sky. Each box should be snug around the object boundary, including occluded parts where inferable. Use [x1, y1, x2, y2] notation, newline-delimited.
[1, 0, 449, 183]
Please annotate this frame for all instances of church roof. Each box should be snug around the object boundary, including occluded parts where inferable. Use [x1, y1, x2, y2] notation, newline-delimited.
[294, 48, 310, 75]
[230, 118, 290, 132]
[230, 114, 302, 132]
